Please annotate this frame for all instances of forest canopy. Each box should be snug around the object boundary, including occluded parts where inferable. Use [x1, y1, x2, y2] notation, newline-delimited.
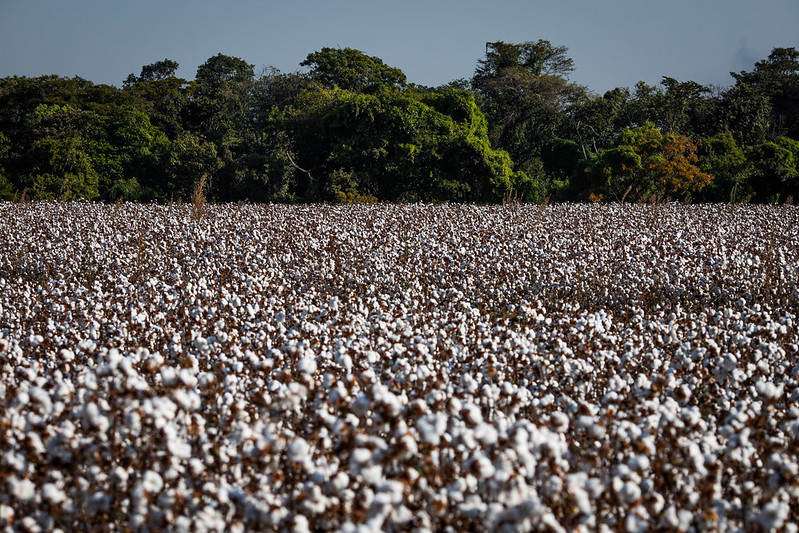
[1, 43, 798, 203]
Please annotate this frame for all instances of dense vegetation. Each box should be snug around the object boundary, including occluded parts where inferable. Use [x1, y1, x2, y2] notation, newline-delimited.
[1, 42, 798, 203]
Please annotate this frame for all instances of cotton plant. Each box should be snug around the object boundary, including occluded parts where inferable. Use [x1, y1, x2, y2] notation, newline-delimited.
[0, 201, 797, 531]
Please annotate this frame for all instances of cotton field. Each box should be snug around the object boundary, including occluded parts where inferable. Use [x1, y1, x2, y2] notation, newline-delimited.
[1, 201, 799, 532]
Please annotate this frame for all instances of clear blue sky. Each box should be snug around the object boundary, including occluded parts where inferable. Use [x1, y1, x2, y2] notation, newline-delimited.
[1, 0, 797, 95]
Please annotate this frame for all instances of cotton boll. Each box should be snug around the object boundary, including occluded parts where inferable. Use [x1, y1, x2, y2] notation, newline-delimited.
[473, 423, 499, 447]
[160, 366, 179, 387]
[0, 505, 13, 526]
[142, 470, 164, 495]
[462, 403, 483, 426]
[178, 368, 198, 388]
[298, 356, 317, 376]
[351, 394, 371, 417]
[291, 514, 311, 533]
[288, 438, 311, 463]
[41, 482, 66, 506]
[172, 388, 201, 411]
[9, 477, 35, 503]
[755, 500, 790, 531]
[416, 413, 448, 446]
[617, 481, 641, 506]
[628, 455, 650, 472]
[397, 433, 418, 460]
[327, 471, 350, 494]
[167, 434, 193, 460]
[82, 402, 109, 432]
[755, 380, 784, 401]
[550, 411, 569, 433]
[349, 447, 372, 472]
[86, 491, 110, 516]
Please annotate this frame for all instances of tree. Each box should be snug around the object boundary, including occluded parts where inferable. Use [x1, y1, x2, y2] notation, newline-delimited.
[569, 87, 632, 157]
[718, 82, 772, 147]
[301, 47, 407, 93]
[184, 54, 259, 199]
[0, 132, 15, 200]
[30, 137, 99, 200]
[540, 138, 583, 179]
[732, 47, 799, 138]
[584, 122, 712, 202]
[123, 59, 189, 138]
[159, 130, 220, 201]
[473, 40, 574, 84]
[659, 77, 713, 136]
[280, 84, 531, 202]
[697, 132, 752, 202]
[748, 140, 798, 202]
[195, 54, 255, 93]
[472, 40, 587, 174]
[124, 59, 179, 87]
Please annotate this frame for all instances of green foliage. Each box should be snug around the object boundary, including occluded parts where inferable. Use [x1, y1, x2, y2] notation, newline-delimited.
[301, 48, 407, 93]
[718, 83, 772, 147]
[748, 140, 798, 202]
[585, 122, 712, 202]
[541, 138, 583, 178]
[30, 137, 99, 200]
[282, 85, 527, 203]
[474, 40, 574, 82]
[162, 131, 220, 201]
[697, 132, 753, 202]
[733, 47, 799, 138]
[124, 59, 179, 87]
[472, 40, 588, 174]
[0, 45, 798, 204]
[0, 132, 13, 200]
[195, 54, 254, 94]
[568, 88, 631, 156]
[585, 145, 643, 201]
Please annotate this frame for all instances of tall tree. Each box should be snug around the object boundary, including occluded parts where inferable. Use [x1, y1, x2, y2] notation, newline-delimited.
[472, 40, 587, 175]
[659, 77, 713, 136]
[718, 83, 772, 147]
[732, 47, 799, 138]
[301, 47, 407, 93]
[185, 54, 257, 200]
[124, 59, 180, 87]
[748, 140, 798, 202]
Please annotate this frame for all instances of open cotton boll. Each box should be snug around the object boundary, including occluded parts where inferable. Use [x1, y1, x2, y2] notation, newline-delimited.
[0, 505, 13, 526]
[755, 379, 784, 401]
[288, 438, 311, 463]
[141, 470, 164, 495]
[82, 402, 109, 432]
[166, 433, 193, 460]
[754, 500, 791, 531]
[41, 482, 66, 506]
[297, 356, 317, 375]
[8, 478, 35, 503]
[416, 413, 448, 446]
[549, 411, 569, 432]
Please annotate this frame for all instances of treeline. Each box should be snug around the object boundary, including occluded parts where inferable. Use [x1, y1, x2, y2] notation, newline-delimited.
[0, 42, 798, 204]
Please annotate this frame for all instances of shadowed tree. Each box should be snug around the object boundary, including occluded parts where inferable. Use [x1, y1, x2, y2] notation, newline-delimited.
[731, 47, 799, 138]
[472, 40, 587, 175]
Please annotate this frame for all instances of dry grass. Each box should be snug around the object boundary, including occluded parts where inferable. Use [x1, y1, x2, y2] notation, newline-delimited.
[190, 174, 208, 221]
